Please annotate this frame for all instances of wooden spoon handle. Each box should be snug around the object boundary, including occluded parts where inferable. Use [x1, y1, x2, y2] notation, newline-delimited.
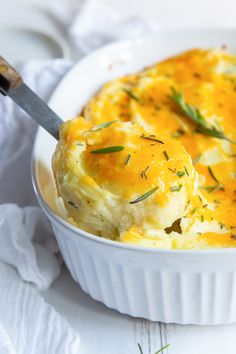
[0, 56, 23, 95]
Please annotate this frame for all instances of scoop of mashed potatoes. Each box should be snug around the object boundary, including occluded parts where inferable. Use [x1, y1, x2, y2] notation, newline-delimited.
[52, 117, 197, 239]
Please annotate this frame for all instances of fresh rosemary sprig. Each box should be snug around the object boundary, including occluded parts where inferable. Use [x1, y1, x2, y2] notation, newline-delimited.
[171, 87, 206, 125]
[141, 135, 164, 144]
[170, 87, 236, 144]
[90, 146, 124, 154]
[91, 120, 116, 131]
[123, 88, 140, 102]
[129, 187, 158, 204]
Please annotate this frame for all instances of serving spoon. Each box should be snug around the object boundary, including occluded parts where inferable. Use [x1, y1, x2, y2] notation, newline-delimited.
[0, 56, 63, 140]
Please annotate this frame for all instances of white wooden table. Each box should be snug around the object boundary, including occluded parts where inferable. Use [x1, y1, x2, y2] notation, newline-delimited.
[43, 266, 236, 354]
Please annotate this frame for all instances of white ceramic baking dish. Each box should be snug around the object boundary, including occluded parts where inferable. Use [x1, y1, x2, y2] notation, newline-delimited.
[32, 28, 236, 325]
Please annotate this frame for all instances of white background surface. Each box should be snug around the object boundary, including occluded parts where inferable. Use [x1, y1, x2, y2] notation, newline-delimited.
[4, 0, 236, 353]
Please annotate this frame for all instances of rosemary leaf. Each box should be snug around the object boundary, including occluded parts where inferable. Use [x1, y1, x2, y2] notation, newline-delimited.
[141, 166, 149, 179]
[141, 135, 164, 144]
[184, 166, 189, 176]
[171, 87, 206, 125]
[170, 184, 182, 192]
[168, 167, 176, 173]
[129, 187, 158, 204]
[163, 150, 169, 161]
[124, 153, 131, 165]
[196, 125, 236, 144]
[177, 171, 185, 177]
[200, 185, 223, 193]
[123, 88, 140, 102]
[91, 120, 116, 131]
[90, 146, 124, 154]
[208, 166, 219, 184]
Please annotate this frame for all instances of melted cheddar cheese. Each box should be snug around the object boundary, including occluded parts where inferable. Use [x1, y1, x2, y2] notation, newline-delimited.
[53, 48, 236, 249]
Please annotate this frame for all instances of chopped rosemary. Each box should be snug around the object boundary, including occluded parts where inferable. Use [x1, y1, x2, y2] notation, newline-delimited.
[141, 166, 149, 179]
[91, 120, 116, 131]
[90, 146, 124, 154]
[200, 185, 223, 193]
[75, 142, 84, 146]
[201, 215, 204, 222]
[184, 166, 189, 176]
[163, 150, 169, 161]
[208, 166, 220, 184]
[170, 184, 182, 192]
[129, 186, 158, 204]
[168, 167, 176, 173]
[123, 88, 140, 102]
[203, 204, 208, 208]
[171, 87, 236, 144]
[124, 153, 131, 165]
[177, 171, 185, 177]
[141, 135, 164, 144]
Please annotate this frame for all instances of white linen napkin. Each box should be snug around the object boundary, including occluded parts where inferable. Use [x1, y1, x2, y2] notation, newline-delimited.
[0, 262, 80, 354]
[0, 59, 72, 289]
[0, 0, 156, 352]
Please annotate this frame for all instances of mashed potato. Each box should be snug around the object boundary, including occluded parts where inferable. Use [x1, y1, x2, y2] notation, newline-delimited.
[53, 48, 236, 249]
[53, 118, 197, 239]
